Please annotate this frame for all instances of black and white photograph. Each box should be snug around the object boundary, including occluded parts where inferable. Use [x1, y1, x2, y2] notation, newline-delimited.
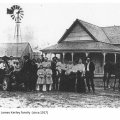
[0, 0, 120, 119]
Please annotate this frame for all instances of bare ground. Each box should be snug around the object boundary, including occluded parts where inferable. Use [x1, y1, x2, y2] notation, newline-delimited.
[0, 79, 120, 108]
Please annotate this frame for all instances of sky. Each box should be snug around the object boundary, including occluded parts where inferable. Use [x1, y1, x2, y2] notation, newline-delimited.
[0, 2, 120, 49]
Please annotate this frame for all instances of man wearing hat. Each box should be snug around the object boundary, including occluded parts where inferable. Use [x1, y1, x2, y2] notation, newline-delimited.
[85, 57, 95, 93]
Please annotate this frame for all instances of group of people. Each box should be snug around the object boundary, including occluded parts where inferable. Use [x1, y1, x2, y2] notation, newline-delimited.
[57, 57, 95, 93]
[0, 54, 95, 93]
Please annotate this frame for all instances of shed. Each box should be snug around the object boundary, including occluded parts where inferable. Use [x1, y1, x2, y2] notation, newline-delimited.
[0, 42, 33, 59]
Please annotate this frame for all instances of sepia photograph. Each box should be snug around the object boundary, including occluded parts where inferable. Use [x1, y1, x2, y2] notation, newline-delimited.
[0, 1, 120, 119]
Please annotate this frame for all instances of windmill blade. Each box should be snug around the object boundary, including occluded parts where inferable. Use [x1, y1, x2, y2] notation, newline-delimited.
[13, 5, 16, 9]
[20, 14, 23, 18]
[11, 15, 15, 20]
[15, 5, 18, 9]
[11, 7, 14, 10]
[20, 12, 24, 15]
[20, 11, 24, 14]
[20, 12, 24, 14]
[19, 8, 22, 11]
[20, 13, 24, 16]
[11, 15, 15, 19]
[15, 5, 17, 9]
[16, 5, 19, 9]
[17, 5, 20, 9]
[20, 15, 23, 18]
[11, 14, 14, 18]
[20, 10, 24, 13]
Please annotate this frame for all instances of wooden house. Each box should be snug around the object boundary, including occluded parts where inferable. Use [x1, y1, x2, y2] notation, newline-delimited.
[41, 19, 120, 76]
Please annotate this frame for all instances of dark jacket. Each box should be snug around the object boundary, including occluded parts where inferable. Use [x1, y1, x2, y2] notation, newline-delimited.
[22, 59, 32, 74]
[85, 61, 95, 73]
[51, 60, 57, 75]
[51, 61, 56, 70]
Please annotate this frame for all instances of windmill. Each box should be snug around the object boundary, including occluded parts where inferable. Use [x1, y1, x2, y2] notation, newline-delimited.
[7, 5, 24, 57]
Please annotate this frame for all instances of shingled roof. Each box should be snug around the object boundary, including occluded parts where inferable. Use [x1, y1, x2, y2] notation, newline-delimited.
[78, 19, 110, 43]
[42, 19, 120, 53]
[41, 41, 120, 53]
[0, 42, 30, 57]
[102, 26, 120, 44]
[58, 19, 110, 43]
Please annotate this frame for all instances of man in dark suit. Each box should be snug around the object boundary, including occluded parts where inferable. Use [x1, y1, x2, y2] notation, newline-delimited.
[29, 59, 38, 91]
[22, 55, 32, 91]
[85, 57, 95, 93]
[51, 57, 58, 90]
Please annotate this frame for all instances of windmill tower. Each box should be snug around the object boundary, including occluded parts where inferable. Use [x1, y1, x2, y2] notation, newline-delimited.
[7, 5, 24, 57]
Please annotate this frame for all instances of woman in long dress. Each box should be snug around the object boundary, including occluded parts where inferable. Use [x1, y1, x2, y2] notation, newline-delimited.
[76, 59, 86, 93]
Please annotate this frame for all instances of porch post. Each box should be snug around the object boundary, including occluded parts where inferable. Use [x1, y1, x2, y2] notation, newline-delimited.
[85, 52, 89, 58]
[71, 52, 74, 63]
[54, 53, 56, 57]
[103, 52, 106, 74]
[115, 53, 117, 63]
[103, 53, 106, 65]
[63, 52, 65, 63]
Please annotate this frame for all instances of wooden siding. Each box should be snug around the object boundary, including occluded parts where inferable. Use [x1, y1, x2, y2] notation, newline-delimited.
[64, 23, 93, 42]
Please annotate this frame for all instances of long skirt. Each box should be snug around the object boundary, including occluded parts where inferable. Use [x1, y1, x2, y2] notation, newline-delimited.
[76, 71, 86, 93]
[45, 77, 53, 84]
[68, 72, 76, 92]
[59, 71, 76, 92]
[59, 70, 67, 91]
[37, 77, 45, 84]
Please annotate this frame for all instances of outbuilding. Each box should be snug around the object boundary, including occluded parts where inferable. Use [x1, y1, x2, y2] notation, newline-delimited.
[0, 42, 33, 59]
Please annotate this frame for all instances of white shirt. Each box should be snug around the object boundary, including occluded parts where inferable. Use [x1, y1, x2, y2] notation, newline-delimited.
[71, 63, 85, 73]
[8, 60, 14, 66]
[42, 61, 51, 68]
[87, 62, 90, 71]
[0, 63, 5, 69]
[77, 63, 85, 72]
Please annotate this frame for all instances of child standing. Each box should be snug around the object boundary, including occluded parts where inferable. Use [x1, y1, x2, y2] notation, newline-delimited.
[45, 64, 53, 91]
[37, 65, 45, 91]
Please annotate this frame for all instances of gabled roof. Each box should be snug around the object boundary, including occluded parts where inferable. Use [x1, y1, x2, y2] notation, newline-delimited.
[42, 19, 120, 53]
[58, 19, 110, 43]
[41, 41, 120, 53]
[79, 19, 110, 43]
[0, 42, 30, 57]
[102, 26, 120, 44]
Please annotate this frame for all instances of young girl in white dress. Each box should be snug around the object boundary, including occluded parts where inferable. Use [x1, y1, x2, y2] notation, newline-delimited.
[37, 65, 45, 91]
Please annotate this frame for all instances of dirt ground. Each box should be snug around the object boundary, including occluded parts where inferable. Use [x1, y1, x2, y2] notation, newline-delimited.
[0, 78, 120, 108]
